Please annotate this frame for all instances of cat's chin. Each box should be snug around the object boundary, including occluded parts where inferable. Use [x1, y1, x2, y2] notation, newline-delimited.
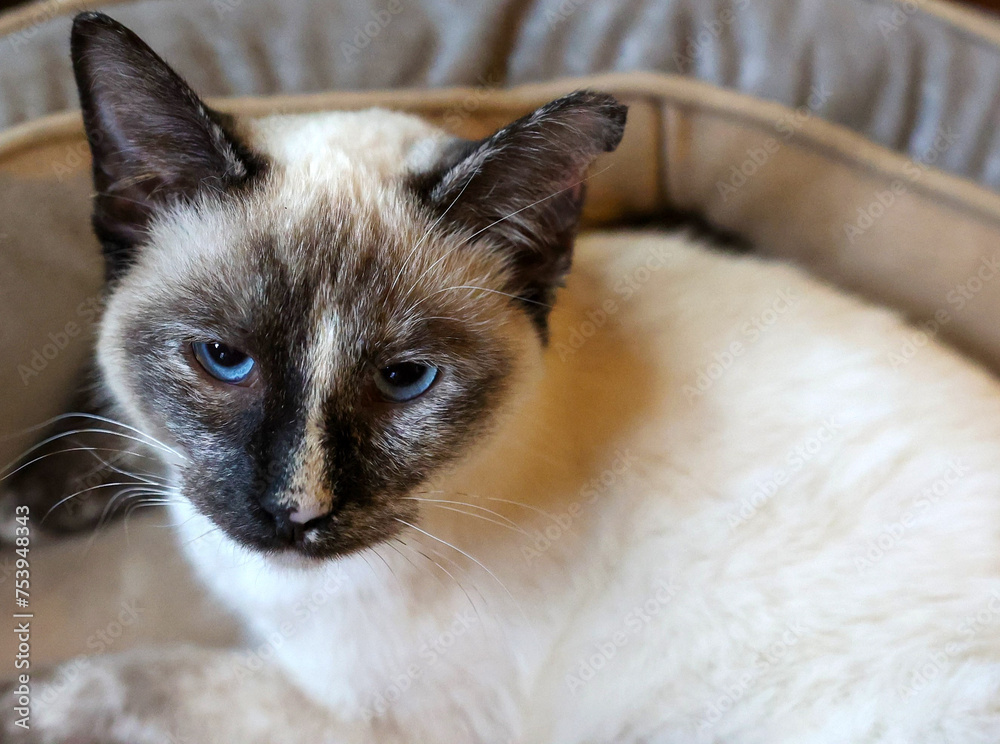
[235, 532, 376, 563]
[260, 546, 339, 570]
[205, 510, 404, 563]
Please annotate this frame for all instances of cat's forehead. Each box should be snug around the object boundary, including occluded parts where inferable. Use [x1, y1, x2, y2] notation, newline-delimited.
[132, 112, 514, 343]
[247, 108, 450, 180]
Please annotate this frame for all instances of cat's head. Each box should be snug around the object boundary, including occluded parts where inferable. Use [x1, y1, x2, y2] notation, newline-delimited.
[71, 12, 626, 559]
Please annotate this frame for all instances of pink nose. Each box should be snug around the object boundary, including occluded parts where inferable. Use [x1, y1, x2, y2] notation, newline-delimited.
[289, 503, 330, 524]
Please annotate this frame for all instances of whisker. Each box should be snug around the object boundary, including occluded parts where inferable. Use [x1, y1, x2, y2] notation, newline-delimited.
[394, 518, 526, 625]
[76, 489, 181, 556]
[0, 446, 151, 483]
[358, 550, 381, 583]
[420, 489, 561, 524]
[0, 428, 180, 480]
[83, 448, 167, 487]
[41, 480, 150, 524]
[392, 537, 453, 594]
[409, 495, 525, 528]
[94, 189, 151, 208]
[182, 526, 221, 548]
[54, 412, 187, 461]
[121, 496, 175, 529]
[148, 512, 202, 530]
[402, 497, 527, 535]
[463, 492, 564, 523]
[2, 411, 186, 462]
[425, 544, 492, 616]
[96, 485, 174, 530]
[369, 544, 405, 594]
[396, 538, 484, 625]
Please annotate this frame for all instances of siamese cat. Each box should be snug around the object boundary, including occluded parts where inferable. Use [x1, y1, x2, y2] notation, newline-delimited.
[4, 11, 1000, 743]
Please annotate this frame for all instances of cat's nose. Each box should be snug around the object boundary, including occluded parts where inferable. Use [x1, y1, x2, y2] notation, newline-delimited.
[262, 501, 331, 544]
[289, 502, 330, 524]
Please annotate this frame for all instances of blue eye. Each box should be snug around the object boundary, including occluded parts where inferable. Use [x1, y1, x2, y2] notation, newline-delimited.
[375, 362, 438, 402]
[192, 341, 256, 383]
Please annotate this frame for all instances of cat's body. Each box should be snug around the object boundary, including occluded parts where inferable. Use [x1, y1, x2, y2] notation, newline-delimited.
[4, 12, 1000, 744]
[170, 230, 1000, 744]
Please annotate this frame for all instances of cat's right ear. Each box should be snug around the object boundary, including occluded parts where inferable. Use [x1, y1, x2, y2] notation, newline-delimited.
[70, 12, 264, 280]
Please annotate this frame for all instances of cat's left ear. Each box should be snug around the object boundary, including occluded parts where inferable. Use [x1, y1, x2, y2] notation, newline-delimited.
[70, 12, 264, 279]
[413, 91, 627, 332]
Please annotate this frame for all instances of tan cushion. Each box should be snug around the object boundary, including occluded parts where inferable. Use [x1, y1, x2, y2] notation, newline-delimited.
[2, 0, 999, 192]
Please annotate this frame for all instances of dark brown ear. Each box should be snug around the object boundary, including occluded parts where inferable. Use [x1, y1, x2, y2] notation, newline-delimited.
[413, 91, 627, 334]
[70, 12, 264, 280]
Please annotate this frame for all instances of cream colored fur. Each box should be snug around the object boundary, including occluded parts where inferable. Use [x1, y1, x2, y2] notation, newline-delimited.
[13, 110, 1000, 743]
[176, 223, 1000, 742]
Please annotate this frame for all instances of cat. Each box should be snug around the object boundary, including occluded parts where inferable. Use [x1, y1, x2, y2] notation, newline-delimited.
[4, 10, 1000, 743]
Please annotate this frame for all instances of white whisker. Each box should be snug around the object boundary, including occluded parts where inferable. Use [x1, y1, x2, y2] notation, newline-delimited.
[0, 428, 179, 479]
[83, 448, 167, 487]
[0, 446, 151, 483]
[396, 538, 484, 625]
[394, 518, 526, 626]
[402, 497, 526, 535]
[4, 411, 186, 461]
[41, 480, 147, 524]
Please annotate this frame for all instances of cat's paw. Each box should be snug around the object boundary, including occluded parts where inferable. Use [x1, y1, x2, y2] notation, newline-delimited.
[0, 666, 136, 744]
[1, 660, 202, 744]
[1, 649, 363, 744]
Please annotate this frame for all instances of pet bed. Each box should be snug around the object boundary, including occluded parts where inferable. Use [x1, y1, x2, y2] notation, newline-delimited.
[1, 0, 999, 674]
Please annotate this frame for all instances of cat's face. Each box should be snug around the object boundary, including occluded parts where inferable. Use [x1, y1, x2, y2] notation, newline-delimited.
[71, 12, 625, 559]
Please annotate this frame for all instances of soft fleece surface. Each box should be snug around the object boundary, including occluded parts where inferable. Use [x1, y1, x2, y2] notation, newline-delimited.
[1, 0, 1000, 688]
